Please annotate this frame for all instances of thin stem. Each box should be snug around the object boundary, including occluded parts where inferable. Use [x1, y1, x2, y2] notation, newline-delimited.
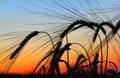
[66, 35, 70, 78]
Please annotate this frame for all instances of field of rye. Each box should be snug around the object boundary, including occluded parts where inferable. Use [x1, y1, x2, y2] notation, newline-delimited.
[0, 0, 120, 78]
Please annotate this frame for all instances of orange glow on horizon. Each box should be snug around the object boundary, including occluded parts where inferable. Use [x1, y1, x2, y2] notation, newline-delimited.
[0, 39, 120, 74]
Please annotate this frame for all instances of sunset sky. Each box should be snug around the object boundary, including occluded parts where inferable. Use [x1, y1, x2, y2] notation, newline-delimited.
[0, 0, 120, 74]
[0, 0, 120, 33]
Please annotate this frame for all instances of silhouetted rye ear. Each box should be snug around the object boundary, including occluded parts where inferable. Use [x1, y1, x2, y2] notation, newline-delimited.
[92, 22, 107, 42]
[50, 43, 71, 67]
[72, 21, 95, 31]
[10, 31, 39, 59]
[100, 22, 114, 29]
[93, 27, 100, 42]
[60, 20, 79, 38]
[57, 43, 71, 59]
[60, 20, 94, 38]
[72, 43, 91, 67]
[113, 20, 120, 34]
[92, 53, 99, 72]
[92, 53, 99, 64]
[50, 40, 62, 65]
[59, 59, 70, 72]
[91, 53, 99, 78]
[69, 54, 86, 77]
[75, 54, 85, 66]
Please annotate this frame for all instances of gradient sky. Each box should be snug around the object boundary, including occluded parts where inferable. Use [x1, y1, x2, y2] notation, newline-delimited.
[0, 0, 120, 33]
[0, 0, 47, 34]
[0, 0, 120, 74]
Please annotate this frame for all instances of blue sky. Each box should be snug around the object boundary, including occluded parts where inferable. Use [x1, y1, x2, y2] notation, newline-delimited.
[0, 0, 46, 34]
[0, 0, 120, 34]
